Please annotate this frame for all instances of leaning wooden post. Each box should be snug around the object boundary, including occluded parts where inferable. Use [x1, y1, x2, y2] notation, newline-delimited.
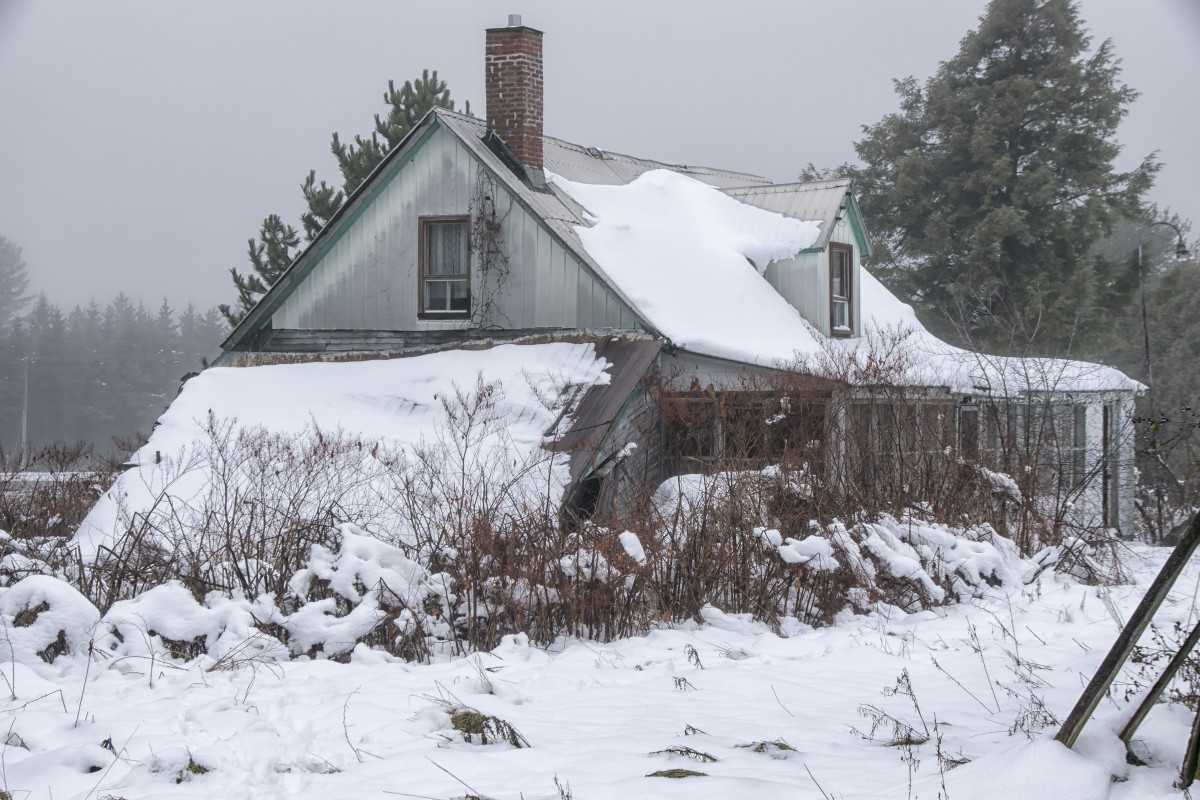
[1180, 705, 1200, 788]
[1056, 510, 1200, 748]
[1119, 619, 1200, 744]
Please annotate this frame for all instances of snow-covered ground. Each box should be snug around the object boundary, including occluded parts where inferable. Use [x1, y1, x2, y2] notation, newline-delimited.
[5, 544, 1197, 799]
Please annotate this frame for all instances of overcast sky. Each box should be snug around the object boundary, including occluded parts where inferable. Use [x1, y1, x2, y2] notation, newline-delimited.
[1, 0, 1197, 312]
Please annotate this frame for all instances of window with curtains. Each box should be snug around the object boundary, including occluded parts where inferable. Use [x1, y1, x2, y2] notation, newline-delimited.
[419, 216, 470, 317]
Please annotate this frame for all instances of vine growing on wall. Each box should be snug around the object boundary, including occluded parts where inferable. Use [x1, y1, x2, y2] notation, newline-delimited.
[469, 170, 513, 328]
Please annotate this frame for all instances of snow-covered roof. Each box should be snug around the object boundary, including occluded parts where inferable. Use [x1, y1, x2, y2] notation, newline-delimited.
[549, 169, 826, 366]
[855, 268, 1142, 393]
[221, 107, 1137, 395]
[73, 342, 613, 558]
[222, 109, 858, 353]
[550, 167, 1141, 394]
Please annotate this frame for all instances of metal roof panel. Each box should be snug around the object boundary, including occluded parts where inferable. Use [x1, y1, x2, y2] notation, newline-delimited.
[723, 180, 853, 250]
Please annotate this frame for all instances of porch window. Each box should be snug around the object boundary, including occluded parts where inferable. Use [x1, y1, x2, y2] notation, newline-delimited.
[419, 216, 470, 317]
[662, 392, 828, 472]
[979, 402, 1018, 471]
[721, 396, 769, 460]
[663, 395, 720, 468]
[829, 243, 853, 336]
[1070, 405, 1087, 484]
[766, 397, 827, 465]
[1021, 401, 1088, 494]
[958, 403, 980, 460]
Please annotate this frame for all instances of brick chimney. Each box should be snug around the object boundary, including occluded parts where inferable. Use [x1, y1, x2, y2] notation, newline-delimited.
[485, 15, 543, 173]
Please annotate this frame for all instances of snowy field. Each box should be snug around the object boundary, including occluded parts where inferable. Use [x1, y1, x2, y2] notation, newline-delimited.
[4, 544, 1197, 799]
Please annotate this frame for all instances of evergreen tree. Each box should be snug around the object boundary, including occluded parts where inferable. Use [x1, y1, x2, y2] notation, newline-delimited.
[223, 70, 466, 324]
[0, 235, 30, 327]
[18, 296, 70, 451]
[219, 215, 302, 325]
[334, 70, 461, 193]
[300, 171, 344, 241]
[0, 294, 228, 457]
[850, 0, 1158, 349]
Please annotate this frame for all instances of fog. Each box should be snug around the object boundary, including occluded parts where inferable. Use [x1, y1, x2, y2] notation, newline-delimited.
[1, 0, 1197, 311]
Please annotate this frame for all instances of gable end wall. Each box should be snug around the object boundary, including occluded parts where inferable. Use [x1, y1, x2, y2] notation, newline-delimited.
[270, 124, 640, 333]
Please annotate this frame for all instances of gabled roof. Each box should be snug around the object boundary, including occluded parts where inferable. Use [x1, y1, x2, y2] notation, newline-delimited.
[725, 179, 873, 257]
[223, 108, 657, 350]
[221, 107, 856, 353]
[539, 128, 771, 188]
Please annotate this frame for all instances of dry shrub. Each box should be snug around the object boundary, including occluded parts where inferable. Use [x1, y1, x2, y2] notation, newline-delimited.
[80, 415, 392, 611]
[0, 444, 114, 539]
[1126, 621, 1200, 711]
[35, 369, 1025, 663]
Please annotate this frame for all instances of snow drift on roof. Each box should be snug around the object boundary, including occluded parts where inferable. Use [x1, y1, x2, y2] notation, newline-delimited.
[549, 168, 825, 367]
[854, 268, 1141, 393]
[73, 342, 611, 558]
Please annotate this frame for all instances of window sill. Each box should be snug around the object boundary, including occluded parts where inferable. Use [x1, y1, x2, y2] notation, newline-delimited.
[830, 326, 854, 338]
[418, 311, 472, 321]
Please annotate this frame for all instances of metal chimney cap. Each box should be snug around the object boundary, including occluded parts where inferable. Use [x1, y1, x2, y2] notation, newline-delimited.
[507, 13, 522, 26]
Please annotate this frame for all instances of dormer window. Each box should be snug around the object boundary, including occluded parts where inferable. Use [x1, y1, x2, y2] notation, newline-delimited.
[419, 216, 471, 318]
[829, 243, 853, 336]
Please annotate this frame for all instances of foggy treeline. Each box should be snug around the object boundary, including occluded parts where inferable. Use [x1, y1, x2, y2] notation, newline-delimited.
[0, 295, 224, 459]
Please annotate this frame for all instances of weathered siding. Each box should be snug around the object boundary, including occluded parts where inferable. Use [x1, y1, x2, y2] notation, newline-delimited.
[763, 251, 825, 332]
[762, 216, 863, 337]
[658, 349, 787, 392]
[271, 123, 639, 332]
[592, 383, 665, 520]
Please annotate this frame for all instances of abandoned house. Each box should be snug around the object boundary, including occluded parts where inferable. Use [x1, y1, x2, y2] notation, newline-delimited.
[77, 17, 1142, 552]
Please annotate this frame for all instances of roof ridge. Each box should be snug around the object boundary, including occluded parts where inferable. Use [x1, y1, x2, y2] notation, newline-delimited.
[725, 178, 852, 194]
[544, 135, 769, 182]
[434, 107, 771, 185]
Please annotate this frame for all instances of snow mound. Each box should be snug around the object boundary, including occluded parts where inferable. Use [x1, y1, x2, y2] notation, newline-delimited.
[97, 582, 283, 665]
[0, 575, 99, 665]
[286, 523, 444, 658]
[8, 526, 445, 667]
[857, 515, 1019, 604]
[550, 168, 825, 366]
[777, 533, 840, 571]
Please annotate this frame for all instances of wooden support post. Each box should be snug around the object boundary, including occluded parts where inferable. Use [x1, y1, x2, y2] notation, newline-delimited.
[1120, 619, 1200, 744]
[1056, 510, 1200, 749]
[1180, 705, 1200, 788]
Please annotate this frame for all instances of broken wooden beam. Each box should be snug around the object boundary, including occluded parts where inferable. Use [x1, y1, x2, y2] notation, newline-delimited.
[1055, 510, 1200, 749]
[1119, 619, 1200, 745]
